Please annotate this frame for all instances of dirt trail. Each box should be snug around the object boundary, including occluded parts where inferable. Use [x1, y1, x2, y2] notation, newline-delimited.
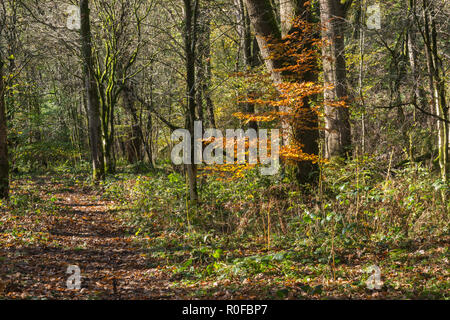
[0, 177, 178, 299]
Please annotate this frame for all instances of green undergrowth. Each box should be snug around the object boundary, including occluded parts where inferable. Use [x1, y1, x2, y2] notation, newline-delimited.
[99, 156, 449, 299]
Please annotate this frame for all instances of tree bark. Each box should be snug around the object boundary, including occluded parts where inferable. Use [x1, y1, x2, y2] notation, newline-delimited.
[243, 0, 283, 82]
[419, 0, 448, 181]
[244, 0, 320, 183]
[407, 0, 429, 127]
[80, 0, 105, 180]
[0, 53, 9, 199]
[184, 0, 199, 202]
[203, 15, 216, 129]
[320, 0, 352, 158]
[235, 0, 259, 131]
[123, 88, 144, 163]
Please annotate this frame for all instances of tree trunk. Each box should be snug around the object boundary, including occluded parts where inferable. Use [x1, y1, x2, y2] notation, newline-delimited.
[236, 0, 260, 131]
[407, 1, 429, 127]
[244, 0, 320, 183]
[421, 0, 448, 181]
[146, 73, 155, 165]
[203, 16, 216, 129]
[80, 0, 105, 180]
[0, 54, 9, 199]
[427, 1, 448, 182]
[184, 0, 199, 202]
[243, 0, 282, 82]
[320, 0, 352, 159]
[123, 87, 144, 163]
[145, 112, 154, 165]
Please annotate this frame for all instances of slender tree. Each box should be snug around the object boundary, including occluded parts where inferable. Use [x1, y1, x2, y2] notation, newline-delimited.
[235, 0, 260, 131]
[411, 0, 448, 181]
[183, 0, 200, 202]
[0, 54, 8, 199]
[80, 0, 105, 180]
[0, 3, 9, 199]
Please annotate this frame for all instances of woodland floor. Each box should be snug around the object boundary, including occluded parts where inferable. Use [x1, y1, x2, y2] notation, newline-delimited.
[0, 175, 448, 300]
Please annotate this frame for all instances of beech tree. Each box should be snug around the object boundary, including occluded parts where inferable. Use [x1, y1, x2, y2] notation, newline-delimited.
[320, 0, 353, 159]
[243, 0, 319, 183]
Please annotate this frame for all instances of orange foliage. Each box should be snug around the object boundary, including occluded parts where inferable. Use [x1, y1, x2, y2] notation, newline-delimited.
[205, 18, 349, 179]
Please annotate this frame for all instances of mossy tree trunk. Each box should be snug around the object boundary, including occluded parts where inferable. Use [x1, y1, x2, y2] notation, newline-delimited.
[80, 0, 105, 181]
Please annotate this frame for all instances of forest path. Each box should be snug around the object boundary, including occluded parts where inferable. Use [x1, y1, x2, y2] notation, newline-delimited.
[0, 175, 182, 299]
